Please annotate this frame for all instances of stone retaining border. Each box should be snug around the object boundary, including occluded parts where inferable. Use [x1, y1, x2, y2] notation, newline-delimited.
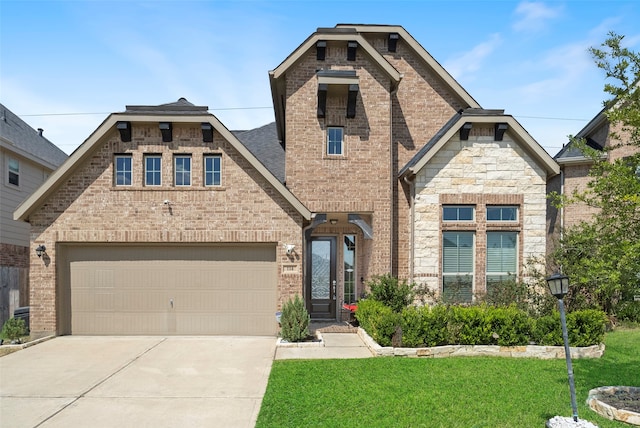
[357, 328, 605, 359]
[276, 331, 324, 347]
[587, 386, 640, 425]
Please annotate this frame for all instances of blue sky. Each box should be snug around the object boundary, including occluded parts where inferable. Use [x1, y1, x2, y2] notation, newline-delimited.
[1, 1, 639, 156]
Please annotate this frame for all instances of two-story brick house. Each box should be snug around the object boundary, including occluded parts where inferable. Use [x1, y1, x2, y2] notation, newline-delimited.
[1, 103, 67, 326]
[15, 24, 559, 338]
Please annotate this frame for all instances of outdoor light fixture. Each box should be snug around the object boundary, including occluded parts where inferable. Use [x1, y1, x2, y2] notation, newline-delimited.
[329, 219, 338, 225]
[546, 272, 579, 422]
[35, 245, 46, 258]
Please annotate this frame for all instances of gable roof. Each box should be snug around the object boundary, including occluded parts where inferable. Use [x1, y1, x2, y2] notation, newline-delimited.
[14, 99, 311, 222]
[0, 103, 68, 169]
[233, 122, 284, 183]
[399, 108, 559, 179]
[554, 108, 607, 164]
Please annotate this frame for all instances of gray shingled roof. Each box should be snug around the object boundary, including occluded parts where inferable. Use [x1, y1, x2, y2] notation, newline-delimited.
[554, 108, 606, 160]
[233, 122, 284, 183]
[0, 103, 68, 169]
[124, 97, 209, 115]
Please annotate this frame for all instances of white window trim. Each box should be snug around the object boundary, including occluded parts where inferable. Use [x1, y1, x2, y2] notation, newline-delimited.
[204, 154, 222, 187]
[486, 205, 519, 222]
[6, 156, 20, 187]
[442, 205, 475, 222]
[327, 127, 344, 156]
[174, 155, 192, 187]
[114, 155, 132, 186]
[144, 155, 162, 187]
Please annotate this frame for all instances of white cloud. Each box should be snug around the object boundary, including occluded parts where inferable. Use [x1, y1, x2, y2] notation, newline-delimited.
[444, 33, 502, 81]
[512, 1, 563, 33]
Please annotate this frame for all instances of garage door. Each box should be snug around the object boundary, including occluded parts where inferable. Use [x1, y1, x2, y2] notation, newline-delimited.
[63, 245, 277, 335]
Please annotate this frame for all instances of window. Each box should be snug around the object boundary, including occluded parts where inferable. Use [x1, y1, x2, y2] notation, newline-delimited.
[343, 235, 356, 304]
[8, 157, 19, 186]
[114, 155, 132, 186]
[327, 127, 343, 155]
[442, 232, 474, 303]
[486, 232, 517, 290]
[443, 205, 474, 221]
[174, 155, 191, 186]
[144, 155, 162, 186]
[487, 206, 518, 221]
[204, 155, 221, 186]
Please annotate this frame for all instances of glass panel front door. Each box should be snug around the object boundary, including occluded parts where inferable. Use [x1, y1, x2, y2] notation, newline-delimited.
[307, 237, 336, 319]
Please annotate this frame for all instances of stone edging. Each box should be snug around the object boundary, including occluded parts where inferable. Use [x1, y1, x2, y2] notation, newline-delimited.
[357, 328, 605, 359]
[0, 335, 56, 351]
[276, 331, 324, 348]
[587, 386, 640, 426]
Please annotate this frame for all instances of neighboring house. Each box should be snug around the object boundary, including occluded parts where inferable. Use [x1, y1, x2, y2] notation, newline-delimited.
[0, 103, 67, 326]
[549, 108, 638, 247]
[15, 24, 559, 338]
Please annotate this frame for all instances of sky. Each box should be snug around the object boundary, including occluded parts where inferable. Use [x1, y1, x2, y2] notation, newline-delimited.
[1, 0, 639, 156]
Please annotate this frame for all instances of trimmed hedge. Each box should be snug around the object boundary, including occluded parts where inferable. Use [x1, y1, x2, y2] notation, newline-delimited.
[355, 301, 606, 348]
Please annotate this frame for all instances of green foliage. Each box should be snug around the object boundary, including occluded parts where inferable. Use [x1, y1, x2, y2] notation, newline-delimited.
[422, 304, 450, 347]
[486, 306, 532, 346]
[279, 295, 310, 342]
[1, 317, 27, 342]
[617, 300, 640, 322]
[532, 309, 607, 346]
[354, 299, 400, 347]
[399, 306, 424, 348]
[366, 274, 414, 312]
[551, 33, 640, 317]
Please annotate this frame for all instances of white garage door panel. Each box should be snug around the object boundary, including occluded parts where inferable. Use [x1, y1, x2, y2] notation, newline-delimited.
[67, 245, 277, 335]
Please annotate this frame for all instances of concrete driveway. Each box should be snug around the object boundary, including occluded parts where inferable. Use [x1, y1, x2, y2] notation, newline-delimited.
[0, 336, 276, 428]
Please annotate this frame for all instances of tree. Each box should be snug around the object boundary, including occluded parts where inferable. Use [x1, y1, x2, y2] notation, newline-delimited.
[553, 32, 640, 316]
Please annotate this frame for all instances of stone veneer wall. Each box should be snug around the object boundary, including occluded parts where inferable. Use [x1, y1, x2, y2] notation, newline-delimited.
[412, 126, 548, 296]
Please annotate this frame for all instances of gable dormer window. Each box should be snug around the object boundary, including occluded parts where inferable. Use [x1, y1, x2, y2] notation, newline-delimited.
[7, 157, 19, 186]
[114, 155, 132, 186]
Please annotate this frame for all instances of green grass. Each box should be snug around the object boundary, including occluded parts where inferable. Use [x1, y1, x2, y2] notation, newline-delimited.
[256, 328, 640, 427]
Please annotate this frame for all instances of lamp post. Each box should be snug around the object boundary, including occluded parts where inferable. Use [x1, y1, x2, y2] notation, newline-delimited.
[546, 273, 579, 422]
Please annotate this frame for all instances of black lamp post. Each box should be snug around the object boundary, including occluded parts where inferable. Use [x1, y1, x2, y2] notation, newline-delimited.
[546, 272, 578, 422]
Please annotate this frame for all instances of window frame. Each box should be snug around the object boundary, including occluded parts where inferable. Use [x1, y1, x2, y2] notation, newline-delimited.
[144, 154, 162, 187]
[114, 154, 133, 186]
[486, 231, 518, 289]
[442, 231, 475, 303]
[327, 127, 344, 156]
[7, 156, 20, 187]
[204, 154, 222, 187]
[486, 206, 518, 222]
[442, 205, 475, 222]
[343, 235, 357, 304]
[174, 155, 192, 187]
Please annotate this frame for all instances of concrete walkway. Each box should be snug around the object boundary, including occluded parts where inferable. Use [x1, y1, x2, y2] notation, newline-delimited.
[274, 329, 373, 360]
[0, 336, 275, 428]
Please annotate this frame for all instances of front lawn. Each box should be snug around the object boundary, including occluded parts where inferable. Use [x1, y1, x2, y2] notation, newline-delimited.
[256, 328, 640, 427]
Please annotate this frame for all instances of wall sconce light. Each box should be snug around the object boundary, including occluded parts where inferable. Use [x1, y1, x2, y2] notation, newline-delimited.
[35, 244, 46, 258]
[329, 219, 338, 225]
[159, 122, 173, 142]
[285, 244, 295, 255]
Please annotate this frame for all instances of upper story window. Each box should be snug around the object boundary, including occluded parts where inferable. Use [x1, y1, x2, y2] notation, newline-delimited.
[145, 155, 162, 186]
[204, 155, 221, 186]
[486, 206, 518, 221]
[327, 127, 343, 156]
[114, 155, 132, 186]
[443, 205, 474, 221]
[174, 155, 192, 186]
[7, 157, 19, 186]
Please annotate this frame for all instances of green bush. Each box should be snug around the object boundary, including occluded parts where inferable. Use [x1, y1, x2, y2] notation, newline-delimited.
[1, 317, 27, 342]
[486, 306, 532, 346]
[617, 300, 640, 323]
[532, 309, 607, 346]
[400, 306, 425, 348]
[422, 305, 449, 347]
[280, 295, 310, 342]
[355, 299, 400, 346]
[367, 274, 414, 312]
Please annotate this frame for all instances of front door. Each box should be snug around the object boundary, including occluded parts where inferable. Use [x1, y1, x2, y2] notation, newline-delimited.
[307, 237, 336, 319]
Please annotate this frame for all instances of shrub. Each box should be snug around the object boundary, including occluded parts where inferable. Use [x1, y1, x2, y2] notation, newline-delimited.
[355, 299, 400, 346]
[400, 306, 425, 348]
[367, 274, 414, 312]
[1, 317, 27, 342]
[280, 295, 310, 342]
[532, 312, 562, 346]
[532, 309, 607, 346]
[617, 301, 640, 323]
[422, 305, 450, 347]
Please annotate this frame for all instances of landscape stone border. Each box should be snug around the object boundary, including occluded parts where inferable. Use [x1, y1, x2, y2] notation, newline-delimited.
[587, 386, 640, 425]
[357, 328, 605, 359]
[276, 331, 324, 347]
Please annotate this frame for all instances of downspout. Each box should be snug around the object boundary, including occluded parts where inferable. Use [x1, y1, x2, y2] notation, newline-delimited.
[403, 174, 416, 282]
